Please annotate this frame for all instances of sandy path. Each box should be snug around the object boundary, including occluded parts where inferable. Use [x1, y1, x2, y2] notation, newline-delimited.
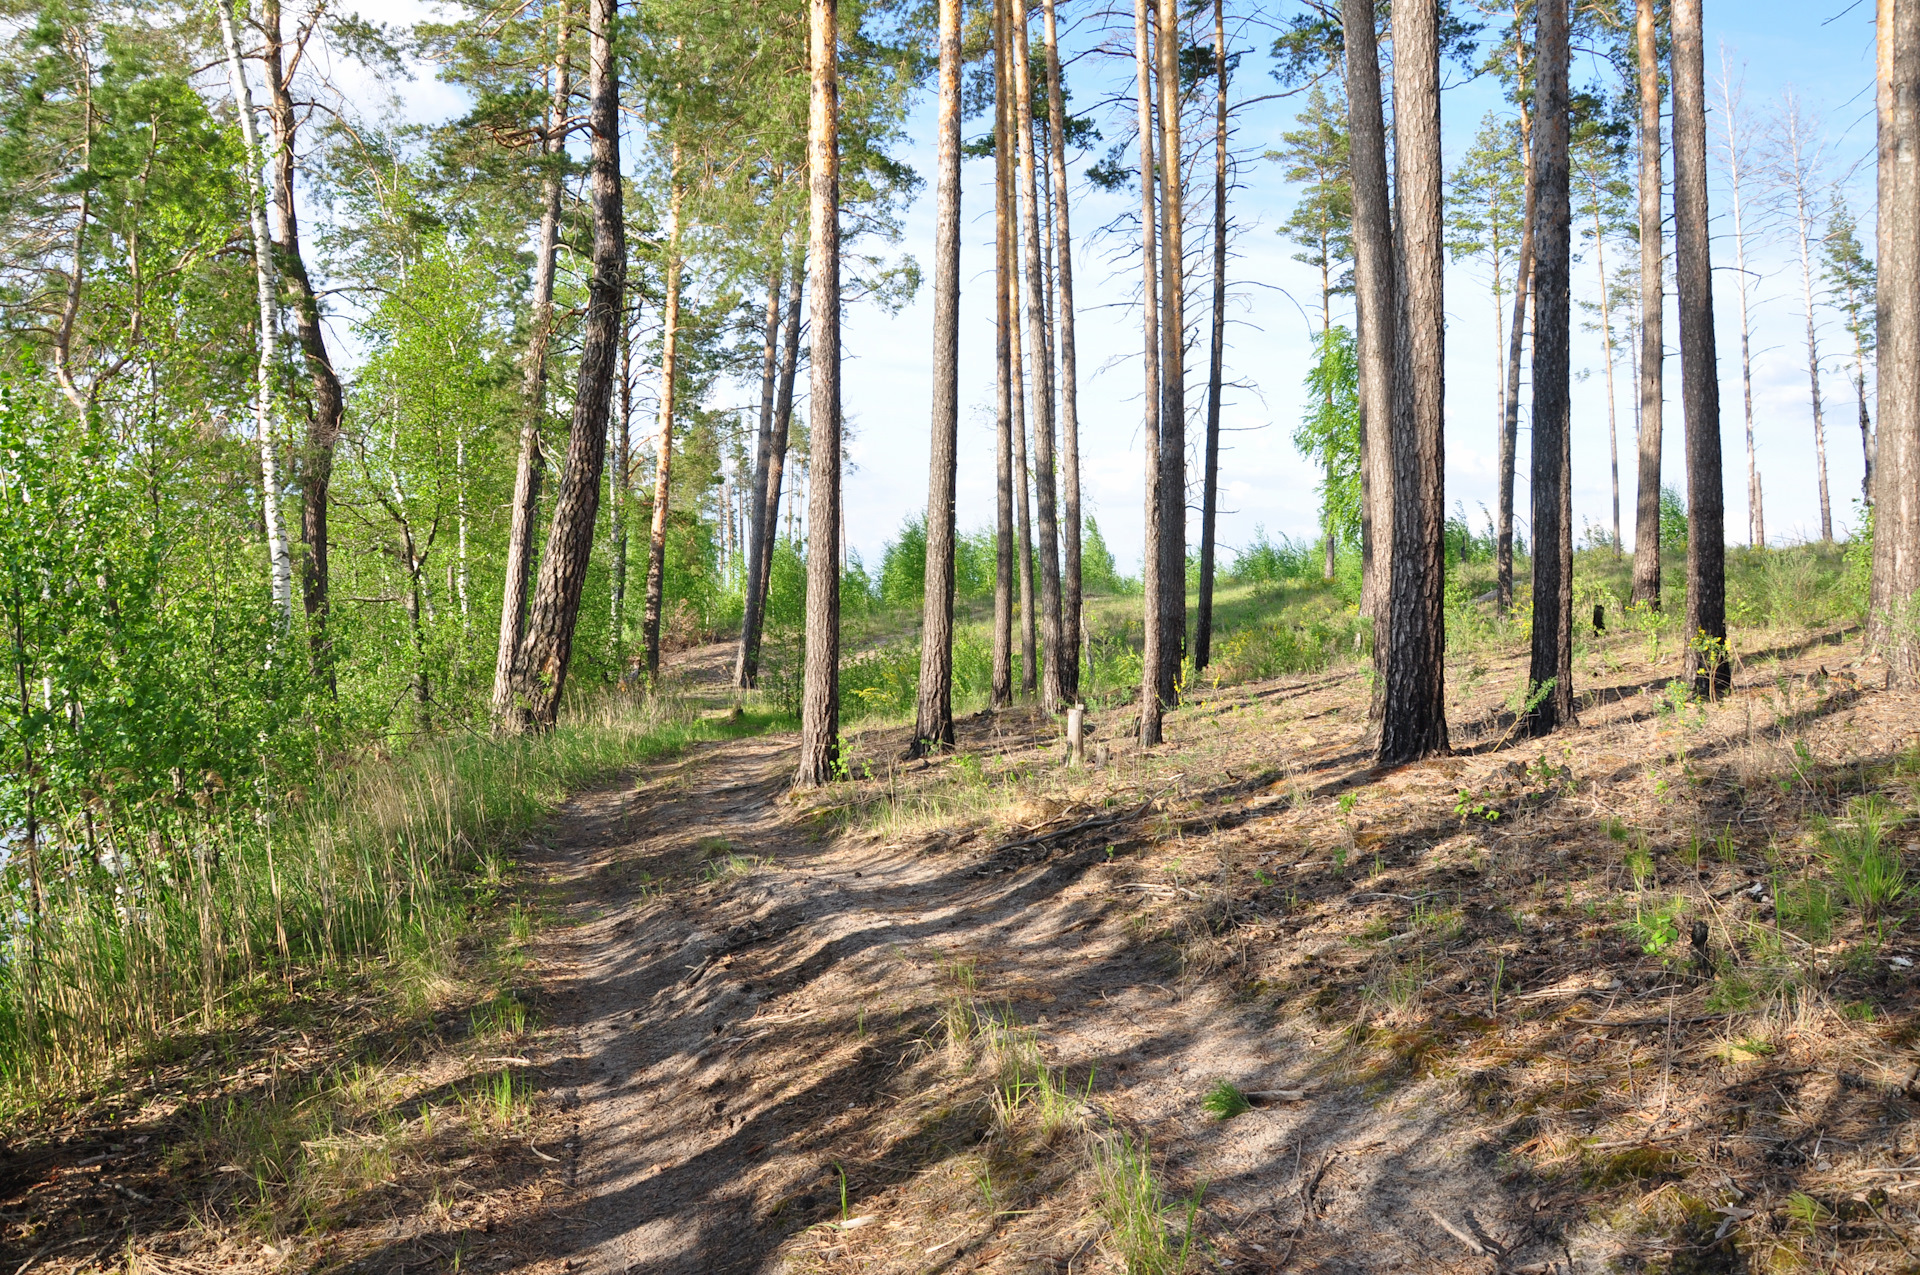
[506, 726, 1567, 1275]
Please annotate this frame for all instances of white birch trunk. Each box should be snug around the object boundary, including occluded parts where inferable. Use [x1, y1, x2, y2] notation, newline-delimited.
[218, 0, 293, 625]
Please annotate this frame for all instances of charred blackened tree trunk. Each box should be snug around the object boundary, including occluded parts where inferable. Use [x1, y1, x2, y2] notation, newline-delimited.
[1672, 0, 1729, 697]
[992, 0, 1016, 710]
[1525, 0, 1575, 737]
[1041, 0, 1082, 701]
[641, 160, 684, 682]
[1196, 0, 1228, 673]
[1153, 0, 1186, 714]
[735, 257, 784, 689]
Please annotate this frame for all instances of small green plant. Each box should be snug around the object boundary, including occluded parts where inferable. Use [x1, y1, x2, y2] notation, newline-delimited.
[1454, 789, 1503, 823]
[1688, 629, 1732, 700]
[1819, 795, 1908, 920]
[703, 852, 772, 881]
[1715, 824, 1740, 863]
[1624, 840, 1655, 891]
[1624, 897, 1686, 955]
[1202, 1080, 1253, 1121]
[1094, 1132, 1203, 1275]
[1775, 876, 1836, 942]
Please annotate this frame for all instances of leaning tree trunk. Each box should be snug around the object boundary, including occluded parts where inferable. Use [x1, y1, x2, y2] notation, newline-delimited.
[1134, 0, 1167, 744]
[735, 256, 784, 688]
[1153, 0, 1187, 713]
[494, 0, 572, 724]
[505, 0, 624, 733]
[992, 0, 1016, 710]
[1041, 0, 1082, 702]
[743, 247, 805, 688]
[217, 0, 293, 629]
[261, 0, 345, 685]
[1632, 0, 1666, 608]
[642, 160, 684, 682]
[1870, 0, 1920, 681]
[1011, 0, 1065, 713]
[1672, 0, 1729, 697]
[1379, 0, 1449, 764]
[910, 0, 963, 757]
[793, 0, 843, 788]
[1525, 0, 1575, 738]
[1196, 0, 1228, 673]
[1343, 0, 1395, 704]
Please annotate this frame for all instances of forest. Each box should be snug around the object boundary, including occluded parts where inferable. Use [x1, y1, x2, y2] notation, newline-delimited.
[2, 0, 1920, 1270]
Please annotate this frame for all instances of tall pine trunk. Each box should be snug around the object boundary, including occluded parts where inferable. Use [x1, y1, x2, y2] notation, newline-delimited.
[1195, 0, 1228, 673]
[1588, 187, 1624, 555]
[610, 315, 632, 667]
[494, 0, 571, 723]
[1525, 0, 1575, 738]
[1781, 96, 1833, 541]
[505, 0, 624, 732]
[1378, 0, 1449, 763]
[910, 0, 962, 756]
[642, 161, 684, 682]
[1870, 0, 1920, 681]
[217, 0, 293, 629]
[992, 0, 1016, 709]
[261, 0, 345, 686]
[793, 0, 843, 787]
[1153, 0, 1186, 713]
[1010, 247, 1038, 697]
[1632, 0, 1666, 608]
[743, 248, 805, 689]
[1498, 9, 1536, 617]
[1011, 0, 1065, 712]
[734, 256, 784, 688]
[1343, 0, 1395, 706]
[1672, 0, 1729, 697]
[1718, 60, 1764, 548]
[1135, 0, 1167, 744]
[1040, 0, 1082, 701]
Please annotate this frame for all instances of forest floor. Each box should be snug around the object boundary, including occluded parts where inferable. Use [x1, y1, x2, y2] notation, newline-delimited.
[6, 612, 1920, 1274]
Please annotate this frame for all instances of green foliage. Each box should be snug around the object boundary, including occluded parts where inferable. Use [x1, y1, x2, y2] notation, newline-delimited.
[1269, 84, 1354, 307]
[1818, 796, 1908, 921]
[1201, 1080, 1252, 1120]
[1292, 326, 1361, 547]
[1660, 485, 1689, 552]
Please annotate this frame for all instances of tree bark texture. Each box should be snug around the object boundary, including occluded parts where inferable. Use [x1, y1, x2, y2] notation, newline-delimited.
[494, 0, 571, 723]
[1011, 0, 1065, 713]
[992, 0, 1016, 710]
[794, 0, 843, 787]
[1672, 0, 1729, 696]
[1041, 0, 1082, 702]
[642, 163, 684, 682]
[1010, 247, 1038, 698]
[1781, 99, 1833, 541]
[734, 258, 784, 688]
[505, 0, 623, 732]
[1525, 0, 1575, 738]
[610, 314, 631, 666]
[1343, 0, 1395, 699]
[1134, 0, 1166, 744]
[260, 0, 345, 685]
[1153, 0, 1186, 712]
[743, 249, 806, 688]
[1871, 0, 1920, 680]
[1632, 0, 1665, 609]
[1196, 0, 1228, 673]
[1719, 70, 1763, 549]
[910, 0, 963, 756]
[1378, 0, 1449, 764]
[1498, 110, 1535, 616]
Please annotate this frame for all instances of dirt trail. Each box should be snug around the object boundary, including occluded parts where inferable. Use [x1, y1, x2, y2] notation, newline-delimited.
[504, 724, 1555, 1275]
